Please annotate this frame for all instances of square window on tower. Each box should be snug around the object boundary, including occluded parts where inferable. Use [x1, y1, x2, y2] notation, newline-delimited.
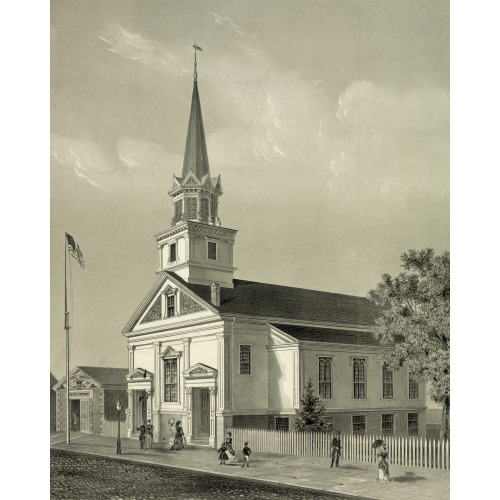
[208, 241, 217, 260]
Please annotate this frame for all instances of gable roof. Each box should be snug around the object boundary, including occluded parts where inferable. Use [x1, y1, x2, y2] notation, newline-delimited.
[53, 366, 128, 390]
[79, 367, 128, 386]
[270, 324, 380, 346]
[169, 272, 380, 326]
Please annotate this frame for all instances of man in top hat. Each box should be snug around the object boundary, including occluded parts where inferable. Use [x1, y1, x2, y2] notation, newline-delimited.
[330, 431, 342, 468]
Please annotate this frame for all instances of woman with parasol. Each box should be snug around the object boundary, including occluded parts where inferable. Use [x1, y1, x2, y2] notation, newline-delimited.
[372, 439, 390, 483]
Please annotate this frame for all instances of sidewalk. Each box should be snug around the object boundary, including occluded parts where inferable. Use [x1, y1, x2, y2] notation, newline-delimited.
[51, 435, 449, 500]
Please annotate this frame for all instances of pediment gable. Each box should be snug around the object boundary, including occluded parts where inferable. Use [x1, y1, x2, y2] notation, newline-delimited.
[268, 324, 299, 345]
[123, 272, 218, 334]
[182, 172, 200, 186]
[183, 363, 217, 380]
[126, 368, 154, 382]
[213, 175, 222, 193]
[53, 367, 100, 390]
[168, 175, 181, 194]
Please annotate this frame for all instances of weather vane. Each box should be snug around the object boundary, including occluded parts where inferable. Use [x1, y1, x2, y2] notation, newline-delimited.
[193, 42, 203, 82]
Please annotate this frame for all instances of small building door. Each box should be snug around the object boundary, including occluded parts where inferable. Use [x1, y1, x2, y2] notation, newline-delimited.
[80, 400, 90, 433]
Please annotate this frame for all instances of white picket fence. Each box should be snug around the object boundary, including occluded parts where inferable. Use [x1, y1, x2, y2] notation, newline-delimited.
[226, 427, 450, 470]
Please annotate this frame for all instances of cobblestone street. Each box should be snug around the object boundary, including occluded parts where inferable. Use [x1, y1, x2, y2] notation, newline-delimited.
[51, 449, 357, 500]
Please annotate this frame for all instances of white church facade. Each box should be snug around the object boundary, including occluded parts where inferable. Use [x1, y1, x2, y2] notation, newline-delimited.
[122, 64, 427, 449]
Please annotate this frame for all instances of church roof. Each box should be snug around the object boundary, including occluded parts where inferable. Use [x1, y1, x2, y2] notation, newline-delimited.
[181, 81, 210, 179]
[169, 272, 379, 326]
[270, 323, 380, 345]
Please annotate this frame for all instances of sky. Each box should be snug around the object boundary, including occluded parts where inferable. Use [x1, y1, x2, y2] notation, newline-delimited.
[50, 0, 450, 380]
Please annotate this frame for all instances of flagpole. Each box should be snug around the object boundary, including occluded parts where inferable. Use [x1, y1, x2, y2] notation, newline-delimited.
[64, 233, 71, 445]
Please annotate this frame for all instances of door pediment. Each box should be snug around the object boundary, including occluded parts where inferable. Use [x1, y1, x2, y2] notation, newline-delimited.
[183, 363, 217, 380]
[126, 368, 154, 382]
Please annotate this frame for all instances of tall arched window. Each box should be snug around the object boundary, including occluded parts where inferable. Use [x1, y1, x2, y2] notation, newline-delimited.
[319, 357, 332, 399]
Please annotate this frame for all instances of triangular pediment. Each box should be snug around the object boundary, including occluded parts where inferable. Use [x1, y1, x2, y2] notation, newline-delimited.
[268, 324, 299, 346]
[53, 367, 101, 391]
[168, 175, 181, 194]
[122, 272, 219, 335]
[126, 368, 154, 382]
[161, 345, 182, 358]
[182, 172, 200, 186]
[213, 175, 222, 193]
[183, 363, 217, 380]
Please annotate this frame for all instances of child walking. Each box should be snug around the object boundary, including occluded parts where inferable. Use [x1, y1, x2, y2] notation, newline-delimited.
[218, 442, 228, 465]
[241, 441, 251, 467]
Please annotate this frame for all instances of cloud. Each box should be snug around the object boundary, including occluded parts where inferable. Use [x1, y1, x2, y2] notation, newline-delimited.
[50, 133, 115, 188]
[116, 137, 181, 180]
[328, 81, 449, 201]
[209, 11, 255, 38]
[98, 25, 189, 75]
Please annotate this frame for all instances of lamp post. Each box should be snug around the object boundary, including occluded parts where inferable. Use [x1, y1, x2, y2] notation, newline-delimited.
[116, 396, 122, 454]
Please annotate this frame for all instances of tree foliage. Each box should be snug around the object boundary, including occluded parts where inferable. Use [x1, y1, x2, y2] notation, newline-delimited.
[294, 378, 333, 432]
[367, 248, 450, 439]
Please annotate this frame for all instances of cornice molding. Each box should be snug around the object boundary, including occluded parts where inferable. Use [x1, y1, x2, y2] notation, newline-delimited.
[219, 313, 374, 332]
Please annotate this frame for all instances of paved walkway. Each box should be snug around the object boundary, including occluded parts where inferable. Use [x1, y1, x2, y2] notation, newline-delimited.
[51, 435, 449, 500]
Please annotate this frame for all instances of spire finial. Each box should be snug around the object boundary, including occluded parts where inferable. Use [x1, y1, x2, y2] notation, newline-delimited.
[193, 42, 203, 82]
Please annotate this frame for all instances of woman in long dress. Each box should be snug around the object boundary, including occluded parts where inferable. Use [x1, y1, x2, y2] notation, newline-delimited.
[377, 444, 390, 483]
[225, 431, 238, 463]
[170, 420, 186, 450]
[167, 418, 176, 449]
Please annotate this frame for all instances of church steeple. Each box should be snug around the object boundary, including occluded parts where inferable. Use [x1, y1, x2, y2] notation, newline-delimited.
[181, 80, 210, 179]
[157, 45, 237, 289]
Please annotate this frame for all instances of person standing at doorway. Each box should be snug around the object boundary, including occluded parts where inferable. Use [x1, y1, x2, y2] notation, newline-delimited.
[330, 431, 342, 468]
[145, 419, 154, 449]
[137, 421, 146, 450]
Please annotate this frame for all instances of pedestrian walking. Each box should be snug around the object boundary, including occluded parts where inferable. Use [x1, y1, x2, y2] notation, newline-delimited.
[377, 443, 390, 483]
[167, 418, 176, 449]
[137, 421, 146, 450]
[225, 431, 238, 463]
[170, 420, 186, 450]
[218, 442, 228, 465]
[330, 431, 342, 468]
[145, 419, 154, 449]
[241, 442, 251, 468]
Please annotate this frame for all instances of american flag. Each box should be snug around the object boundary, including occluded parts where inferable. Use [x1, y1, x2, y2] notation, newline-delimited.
[66, 233, 85, 270]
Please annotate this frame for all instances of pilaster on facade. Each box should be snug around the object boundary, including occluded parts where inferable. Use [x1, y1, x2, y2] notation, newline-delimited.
[128, 345, 135, 372]
[127, 390, 134, 438]
[208, 386, 217, 447]
[216, 331, 231, 412]
[153, 342, 161, 411]
[185, 387, 193, 443]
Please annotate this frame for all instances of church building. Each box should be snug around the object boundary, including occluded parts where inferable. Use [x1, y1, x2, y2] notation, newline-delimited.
[122, 56, 427, 448]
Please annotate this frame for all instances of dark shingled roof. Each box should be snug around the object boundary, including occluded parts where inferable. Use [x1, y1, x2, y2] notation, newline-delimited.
[169, 272, 380, 326]
[271, 323, 380, 345]
[79, 367, 128, 387]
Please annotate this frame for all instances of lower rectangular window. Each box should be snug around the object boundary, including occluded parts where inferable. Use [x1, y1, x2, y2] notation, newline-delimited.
[275, 417, 289, 431]
[408, 413, 419, 436]
[352, 415, 366, 434]
[382, 414, 394, 434]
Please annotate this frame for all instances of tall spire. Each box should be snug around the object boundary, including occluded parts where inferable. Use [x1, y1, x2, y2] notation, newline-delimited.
[181, 44, 209, 179]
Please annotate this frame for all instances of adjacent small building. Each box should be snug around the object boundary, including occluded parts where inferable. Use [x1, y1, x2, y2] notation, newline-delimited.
[121, 66, 427, 449]
[53, 366, 128, 437]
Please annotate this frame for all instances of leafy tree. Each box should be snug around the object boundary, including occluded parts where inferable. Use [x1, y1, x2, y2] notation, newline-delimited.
[367, 249, 450, 440]
[294, 378, 333, 432]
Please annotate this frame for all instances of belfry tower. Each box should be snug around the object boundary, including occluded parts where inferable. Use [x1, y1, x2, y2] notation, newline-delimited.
[155, 45, 237, 288]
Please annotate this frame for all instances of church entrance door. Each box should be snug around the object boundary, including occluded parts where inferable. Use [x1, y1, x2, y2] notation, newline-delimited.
[200, 388, 210, 434]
